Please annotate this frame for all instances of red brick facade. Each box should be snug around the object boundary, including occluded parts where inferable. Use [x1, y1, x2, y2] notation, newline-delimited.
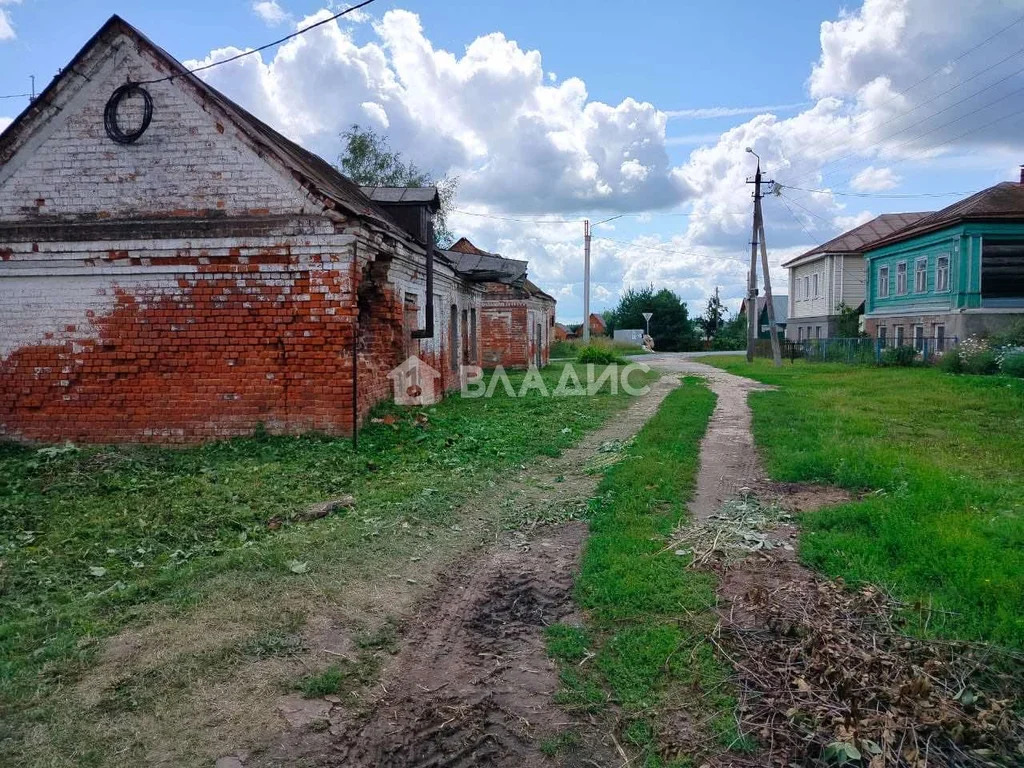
[480, 283, 555, 369]
[0, 18, 520, 445]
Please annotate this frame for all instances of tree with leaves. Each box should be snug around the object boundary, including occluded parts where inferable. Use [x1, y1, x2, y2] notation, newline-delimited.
[607, 285, 698, 352]
[338, 125, 459, 247]
[835, 302, 865, 338]
[697, 286, 727, 343]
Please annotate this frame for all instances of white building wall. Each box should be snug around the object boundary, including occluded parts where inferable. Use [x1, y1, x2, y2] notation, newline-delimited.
[789, 257, 831, 318]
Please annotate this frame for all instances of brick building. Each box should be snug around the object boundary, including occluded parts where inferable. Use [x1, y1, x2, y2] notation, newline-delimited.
[0, 16, 552, 444]
[446, 238, 556, 368]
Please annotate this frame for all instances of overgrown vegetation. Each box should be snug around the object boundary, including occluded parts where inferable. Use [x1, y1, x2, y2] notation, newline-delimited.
[706, 358, 1024, 647]
[548, 380, 750, 766]
[550, 336, 646, 360]
[0, 362, 657, 762]
[941, 322, 1024, 377]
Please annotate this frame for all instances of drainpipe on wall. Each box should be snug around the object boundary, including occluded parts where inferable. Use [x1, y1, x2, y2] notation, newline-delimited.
[411, 217, 435, 340]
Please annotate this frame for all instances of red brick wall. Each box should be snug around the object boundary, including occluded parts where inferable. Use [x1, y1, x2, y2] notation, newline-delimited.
[0, 251, 359, 443]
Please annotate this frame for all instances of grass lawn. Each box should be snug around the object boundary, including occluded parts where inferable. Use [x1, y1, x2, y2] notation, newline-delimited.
[0, 361, 657, 765]
[547, 378, 750, 767]
[705, 357, 1024, 648]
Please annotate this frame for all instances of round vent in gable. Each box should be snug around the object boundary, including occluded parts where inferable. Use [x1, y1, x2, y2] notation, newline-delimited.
[104, 84, 153, 144]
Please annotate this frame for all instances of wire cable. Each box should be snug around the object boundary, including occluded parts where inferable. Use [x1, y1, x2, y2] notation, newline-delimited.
[784, 11, 1024, 184]
[780, 184, 973, 199]
[592, 236, 750, 266]
[137, 0, 377, 85]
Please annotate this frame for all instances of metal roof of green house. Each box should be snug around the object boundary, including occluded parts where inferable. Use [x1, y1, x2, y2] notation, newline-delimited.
[864, 182, 1024, 251]
[782, 212, 931, 268]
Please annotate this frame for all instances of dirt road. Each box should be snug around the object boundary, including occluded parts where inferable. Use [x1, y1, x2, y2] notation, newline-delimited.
[240, 370, 688, 767]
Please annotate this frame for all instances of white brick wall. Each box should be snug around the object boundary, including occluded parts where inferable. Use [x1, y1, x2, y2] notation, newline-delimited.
[0, 32, 313, 222]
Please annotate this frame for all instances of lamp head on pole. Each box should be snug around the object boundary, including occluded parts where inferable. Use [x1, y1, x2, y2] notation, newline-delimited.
[745, 146, 760, 171]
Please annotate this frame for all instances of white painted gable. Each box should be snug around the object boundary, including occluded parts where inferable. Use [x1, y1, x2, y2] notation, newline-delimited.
[0, 30, 315, 223]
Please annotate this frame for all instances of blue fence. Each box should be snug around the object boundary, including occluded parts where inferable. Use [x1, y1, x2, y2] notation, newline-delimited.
[755, 337, 958, 365]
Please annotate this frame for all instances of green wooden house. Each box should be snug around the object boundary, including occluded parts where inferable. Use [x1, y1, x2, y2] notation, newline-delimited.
[862, 178, 1024, 349]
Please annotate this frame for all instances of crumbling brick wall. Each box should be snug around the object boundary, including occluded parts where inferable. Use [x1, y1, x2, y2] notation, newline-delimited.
[480, 284, 554, 369]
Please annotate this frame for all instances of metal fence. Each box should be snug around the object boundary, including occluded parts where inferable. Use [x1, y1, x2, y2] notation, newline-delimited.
[754, 337, 959, 365]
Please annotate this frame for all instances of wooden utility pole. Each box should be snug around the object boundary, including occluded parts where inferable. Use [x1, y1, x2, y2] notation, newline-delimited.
[583, 219, 591, 343]
[757, 214, 783, 367]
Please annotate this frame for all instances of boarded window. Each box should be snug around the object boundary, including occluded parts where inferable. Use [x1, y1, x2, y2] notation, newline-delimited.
[982, 239, 1024, 299]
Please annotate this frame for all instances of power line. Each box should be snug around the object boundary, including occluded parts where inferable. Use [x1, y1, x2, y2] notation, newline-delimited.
[453, 209, 749, 223]
[777, 194, 819, 242]
[453, 210, 583, 224]
[779, 184, 974, 199]
[592, 236, 750, 266]
[812, 57, 1024, 185]
[0, 92, 32, 100]
[775, 192, 839, 233]
[137, 0, 377, 85]
[785, 11, 1024, 183]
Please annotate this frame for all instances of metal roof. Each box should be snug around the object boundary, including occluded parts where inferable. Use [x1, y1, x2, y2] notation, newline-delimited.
[439, 249, 528, 285]
[781, 212, 932, 267]
[864, 182, 1024, 251]
[360, 186, 440, 208]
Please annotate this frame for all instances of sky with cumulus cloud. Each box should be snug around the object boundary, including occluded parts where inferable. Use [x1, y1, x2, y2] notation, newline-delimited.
[1, 0, 1023, 321]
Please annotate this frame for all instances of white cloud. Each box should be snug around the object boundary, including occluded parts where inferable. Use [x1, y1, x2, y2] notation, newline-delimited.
[0, 0, 21, 42]
[0, 116, 13, 133]
[850, 165, 901, 190]
[665, 102, 809, 119]
[252, 0, 290, 25]
[188, 8, 693, 214]
[181, 1, 1024, 321]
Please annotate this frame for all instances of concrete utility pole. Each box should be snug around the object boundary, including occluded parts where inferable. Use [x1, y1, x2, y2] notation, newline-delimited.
[744, 149, 761, 363]
[744, 148, 781, 367]
[583, 219, 591, 343]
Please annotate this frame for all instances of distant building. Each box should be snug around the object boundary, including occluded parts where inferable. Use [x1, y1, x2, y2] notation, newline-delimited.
[739, 295, 789, 339]
[588, 313, 607, 337]
[863, 177, 1024, 347]
[446, 238, 555, 369]
[783, 213, 930, 341]
[553, 323, 570, 341]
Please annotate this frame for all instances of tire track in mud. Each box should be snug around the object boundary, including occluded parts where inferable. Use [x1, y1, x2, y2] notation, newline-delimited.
[246, 372, 685, 767]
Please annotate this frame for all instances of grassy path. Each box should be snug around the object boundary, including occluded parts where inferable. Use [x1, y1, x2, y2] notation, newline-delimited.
[547, 378, 752, 767]
[704, 357, 1024, 647]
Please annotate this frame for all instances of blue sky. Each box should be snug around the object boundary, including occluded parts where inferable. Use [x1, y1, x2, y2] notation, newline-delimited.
[2, 0, 1022, 321]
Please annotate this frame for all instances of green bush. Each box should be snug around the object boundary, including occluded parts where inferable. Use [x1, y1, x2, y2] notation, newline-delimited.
[993, 320, 1024, 347]
[1000, 351, 1024, 378]
[880, 345, 917, 367]
[549, 340, 576, 358]
[963, 349, 999, 375]
[577, 344, 624, 365]
[938, 350, 963, 373]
